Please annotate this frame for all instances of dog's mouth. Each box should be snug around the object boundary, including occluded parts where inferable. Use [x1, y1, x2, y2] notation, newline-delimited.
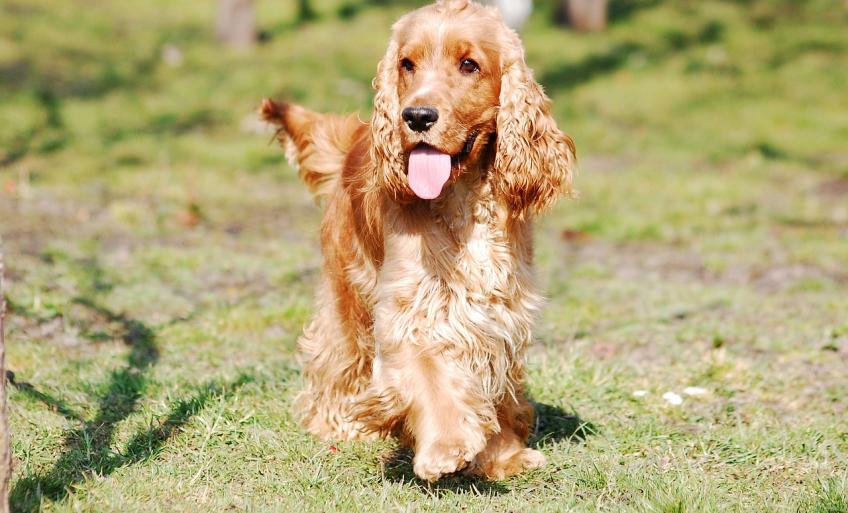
[406, 131, 479, 200]
[454, 130, 480, 164]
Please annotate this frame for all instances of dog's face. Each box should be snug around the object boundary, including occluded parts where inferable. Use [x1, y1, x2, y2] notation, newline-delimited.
[393, 6, 502, 197]
[371, 0, 575, 215]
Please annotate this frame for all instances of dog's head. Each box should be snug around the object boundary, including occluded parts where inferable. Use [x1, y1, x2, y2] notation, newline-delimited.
[371, 0, 575, 217]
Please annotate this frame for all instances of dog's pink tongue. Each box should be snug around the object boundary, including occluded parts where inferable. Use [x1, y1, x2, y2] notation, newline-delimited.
[408, 147, 451, 200]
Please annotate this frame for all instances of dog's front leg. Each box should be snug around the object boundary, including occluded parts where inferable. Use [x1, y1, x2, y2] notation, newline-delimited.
[399, 342, 496, 482]
[349, 224, 501, 481]
[358, 337, 497, 482]
[466, 392, 546, 480]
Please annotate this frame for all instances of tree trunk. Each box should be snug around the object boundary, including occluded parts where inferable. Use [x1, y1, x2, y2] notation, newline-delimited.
[562, 0, 607, 31]
[0, 244, 9, 513]
[216, 0, 256, 48]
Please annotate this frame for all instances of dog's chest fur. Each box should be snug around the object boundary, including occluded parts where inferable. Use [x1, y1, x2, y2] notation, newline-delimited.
[371, 175, 543, 395]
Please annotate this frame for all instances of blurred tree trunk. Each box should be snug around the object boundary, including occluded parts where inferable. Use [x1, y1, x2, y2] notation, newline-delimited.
[561, 0, 607, 31]
[0, 245, 9, 513]
[216, 0, 256, 48]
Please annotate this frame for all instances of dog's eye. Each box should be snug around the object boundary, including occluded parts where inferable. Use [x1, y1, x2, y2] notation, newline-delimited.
[400, 58, 415, 72]
[459, 58, 480, 74]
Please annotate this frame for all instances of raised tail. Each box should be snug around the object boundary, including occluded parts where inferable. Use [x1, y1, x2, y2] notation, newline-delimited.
[260, 98, 364, 200]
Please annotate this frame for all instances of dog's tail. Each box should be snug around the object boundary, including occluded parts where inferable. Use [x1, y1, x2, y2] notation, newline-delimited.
[260, 98, 363, 201]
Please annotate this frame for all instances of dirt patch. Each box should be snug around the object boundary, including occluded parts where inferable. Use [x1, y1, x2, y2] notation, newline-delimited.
[560, 239, 848, 292]
[815, 176, 848, 197]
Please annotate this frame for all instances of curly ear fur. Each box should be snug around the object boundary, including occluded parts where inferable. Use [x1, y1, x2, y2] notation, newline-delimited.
[370, 40, 415, 204]
[494, 32, 576, 219]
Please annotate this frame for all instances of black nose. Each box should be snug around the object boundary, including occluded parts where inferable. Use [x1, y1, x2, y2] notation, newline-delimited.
[402, 106, 439, 132]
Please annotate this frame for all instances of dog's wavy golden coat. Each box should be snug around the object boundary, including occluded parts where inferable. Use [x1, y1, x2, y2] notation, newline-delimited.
[261, 0, 575, 481]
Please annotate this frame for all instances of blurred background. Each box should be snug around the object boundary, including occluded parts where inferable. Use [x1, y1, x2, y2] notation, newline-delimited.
[2, 0, 847, 243]
[1, 1, 847, 511]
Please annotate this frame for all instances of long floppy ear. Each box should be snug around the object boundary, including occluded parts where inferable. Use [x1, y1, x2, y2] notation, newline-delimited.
[370, 40, 413, 203]
[494, 35, 576, 219]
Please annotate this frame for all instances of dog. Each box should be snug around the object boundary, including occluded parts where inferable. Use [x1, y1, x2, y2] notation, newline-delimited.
[260, 0, 575, 481]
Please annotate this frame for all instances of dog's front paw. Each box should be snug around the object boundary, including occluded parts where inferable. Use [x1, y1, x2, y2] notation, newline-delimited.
[468, 447, 547, 481]
[510, 447, 547, 474]
[413, 437, 485, 482]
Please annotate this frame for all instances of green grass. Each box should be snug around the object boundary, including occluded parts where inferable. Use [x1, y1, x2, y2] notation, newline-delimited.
[2, 0, 847, 511]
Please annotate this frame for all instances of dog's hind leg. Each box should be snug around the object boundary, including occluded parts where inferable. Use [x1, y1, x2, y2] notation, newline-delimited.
[296, 278, 378, 441]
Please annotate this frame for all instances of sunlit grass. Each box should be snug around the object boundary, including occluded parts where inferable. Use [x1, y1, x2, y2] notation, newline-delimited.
[2, 0, 847, 511]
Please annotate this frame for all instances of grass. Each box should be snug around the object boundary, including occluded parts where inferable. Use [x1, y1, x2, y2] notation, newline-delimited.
[1, 0, 847, 511]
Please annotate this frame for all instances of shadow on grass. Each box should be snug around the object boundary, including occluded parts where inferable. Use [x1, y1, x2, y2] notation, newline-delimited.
[9, 297, 160, 513]
[554, 0, 661, 26]
[540, 20, 724, 93]
[380, 448, 510, 495]
[0, 16, 209, 166]
[336, 0, 420, 20]
[6, 373, 83, 423]
[378, 402, 596, 493]
[608, 0, 662, 24]
[262, 0, 419, 38]
[5, 255, 255, 512]
[10, 372, 254, 513]
[0, 19, 210, 101]
[530, 401, 598, 447]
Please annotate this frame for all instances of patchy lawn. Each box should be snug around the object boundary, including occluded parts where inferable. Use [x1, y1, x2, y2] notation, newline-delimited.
[1, 0, 847, 511]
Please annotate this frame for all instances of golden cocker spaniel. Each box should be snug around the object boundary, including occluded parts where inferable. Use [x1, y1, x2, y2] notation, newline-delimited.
[261, 0, 575, 481]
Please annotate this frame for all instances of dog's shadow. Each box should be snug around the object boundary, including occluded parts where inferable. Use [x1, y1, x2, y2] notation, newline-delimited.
[529, 401, 598, 447]
[379, 402, 596, 494]
[380, 448, 510, 495]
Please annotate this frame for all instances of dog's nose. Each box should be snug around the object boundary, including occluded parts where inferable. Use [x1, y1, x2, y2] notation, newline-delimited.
[402, 106, 439, 132]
